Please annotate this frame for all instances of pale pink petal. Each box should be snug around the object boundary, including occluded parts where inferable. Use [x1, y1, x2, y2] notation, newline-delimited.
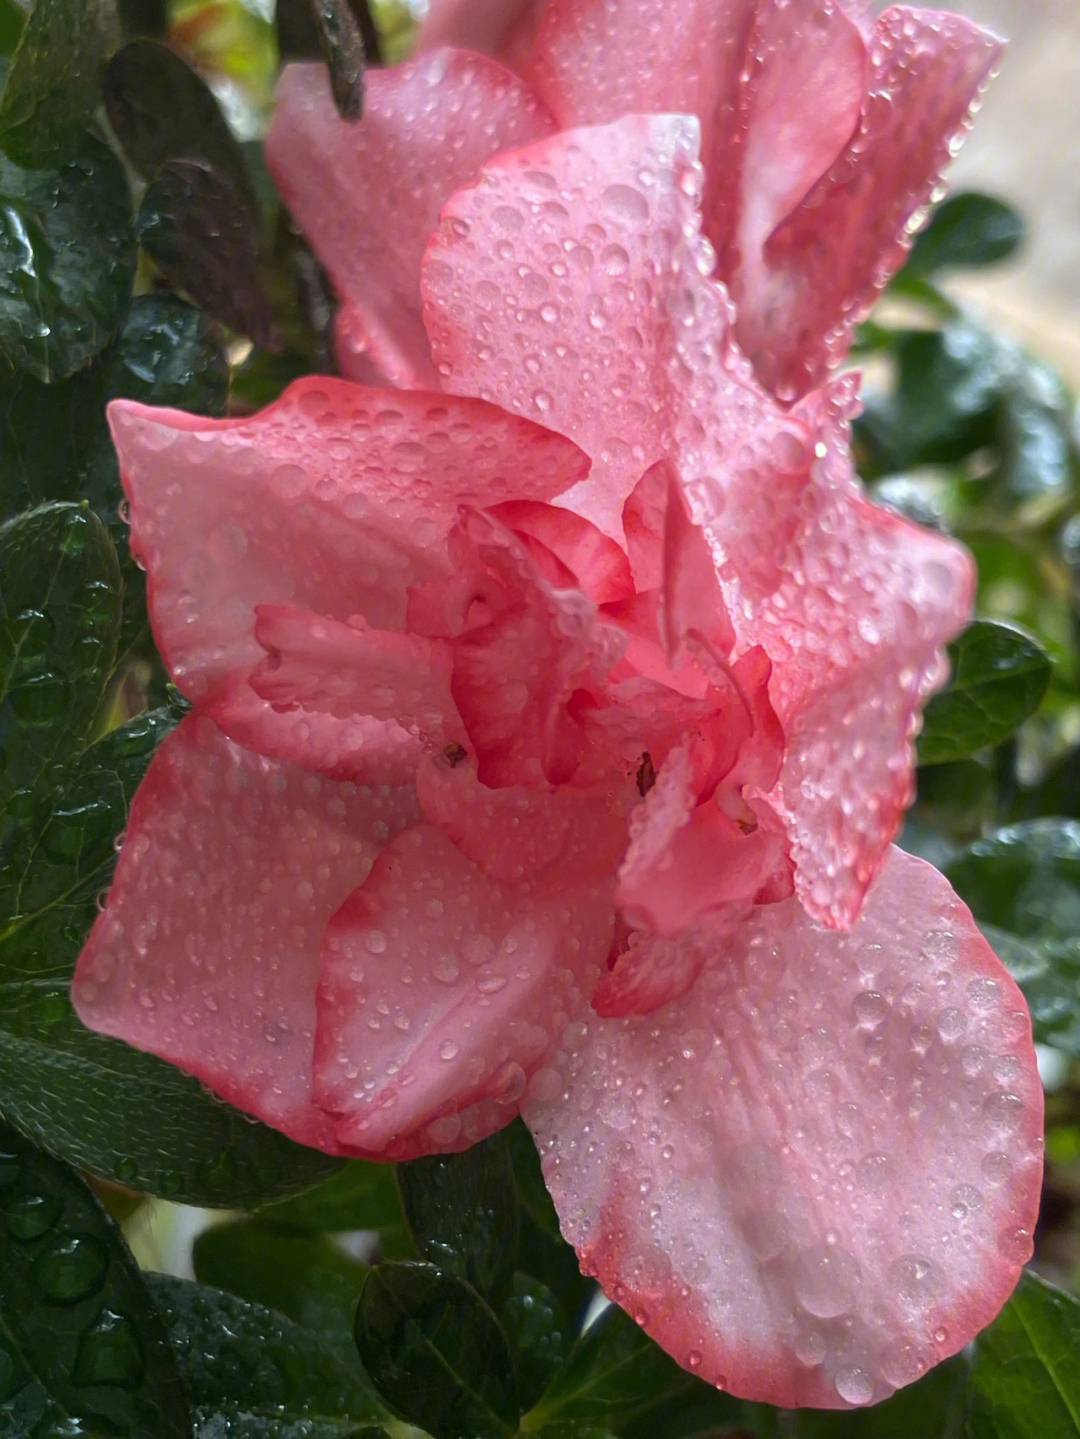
[526, 847, 1043, 1408]
[416, 751, 631, 886]
[417, 0, 546, 65]
[72, 715, 419, 1150]
[109, 377, 587, 711]
[422, 113, 768, 540]
[250, 606, 464, 752]
[691, 380, 973, 925]
[314, 822, 616, 1157]
[487, 500, 635, 604]
[267, 55, 556, 389]
[737, 9, 1003, 399]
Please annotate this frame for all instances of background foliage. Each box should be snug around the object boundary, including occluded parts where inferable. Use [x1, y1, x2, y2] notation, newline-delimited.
[1, 1, 1080, 1435]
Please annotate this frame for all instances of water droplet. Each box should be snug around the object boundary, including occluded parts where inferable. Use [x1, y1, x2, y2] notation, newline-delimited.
[835, 1365, 873, 1405]
[889, 1255, 945, 1312]
[33, 1235, 108, 1303]
[793, 1243, 860, 1318]
[4, 1192, 62, 1240]
[687, 1350, 702, 1369]
[852, 991, 889, 1030]
[365, 930, 388, 955]
[438, 1040, 460, 1061]
[602, 183, 649, 222]
[73, 1309, 144, 1387]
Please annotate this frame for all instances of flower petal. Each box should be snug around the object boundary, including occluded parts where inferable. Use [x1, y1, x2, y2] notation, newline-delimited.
[250, 606, 464, 749]
[71, 714, 419, 1150]
[267, 54, 556, 387]
[487, 500, 635, 604]
[423, 113, 749, 539]
[525, 846, 1043, 1408]
[737, 8, 1003, 398]
[109, 378, 588, 759]
[314, 821, 616, 1157]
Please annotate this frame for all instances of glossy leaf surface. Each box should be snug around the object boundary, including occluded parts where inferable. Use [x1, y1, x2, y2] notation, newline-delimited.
[967, 1271, 1080, 1438]
[901, 191, 1025, 280]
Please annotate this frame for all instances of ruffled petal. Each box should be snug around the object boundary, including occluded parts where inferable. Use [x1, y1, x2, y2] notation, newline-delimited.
[487, 500, 635, 604]
[71, 715, 419, 1150]
[525, 846, 1043, 1408]
[422, 113, 763, 540]
[736, 8, 1003, 399]
[109, 378, 588, 769]
[267, 54, 556, 388]
[250, 606, 464, 749]
[313, 821, 617, 1157]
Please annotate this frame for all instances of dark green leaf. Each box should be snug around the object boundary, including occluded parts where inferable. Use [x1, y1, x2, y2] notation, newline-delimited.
[193, 1218, 368, 1336]
[0, 133, 136, 382]
[354, 1261, 519, 1438]
[902, 192, 1025, 280]
[527, 1427, 620, 1439]
[527, 1304, 742, 1437]
[149, 1273, 386, 1438]
[104, 38, 251, 193]
[397, 1128, 520, 1307]
[0, 0, 114, 164]
[918, 621, 1051, 766]
[259, 1157, 415, 1258]
[137, 159, 276, 345]
[501, 1272, 568, 1412]
[946, 819, 1080, 1054]
[0, 1121, 190, 1437]
[506, 1119, 595, 1326]
[0, 705, 345, 1205]
[116, 0, 166, 38]
[0, 503, 121, 809]
[307, 0, 367, 120]
[967, 1270, 1080, 1437]
[996, 355, 1074, 502]
[0, 0, 24, 59]
[276, 0, 381, 65]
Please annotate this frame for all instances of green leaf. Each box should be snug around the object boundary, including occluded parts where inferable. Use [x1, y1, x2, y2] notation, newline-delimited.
[354, 1261, 519, 1439]
[397, 1128, 520, 1307]
[501, 1273, 568, 1413]
[918, 621, 1052, 766]
[0, 0, 114, 164]
[149, 1273, 386, 1438]
[193, 1218, 368, 1336]
[946, 819, 1080, 1054]
[258, 1157, 416, 1259]
[276, 0, 382, 66]
[968, 1271, 1080, 1437]
[505, 1119, 594, 1326]
[0, 502, 121, 809]
[901, 192, 1025, 280]
[526, 1304, 742, 1437]
[0, 1120, 191, 1436]
[0, 705, 344, 1206]
[137, 159, 276, 346]
[306, 0, 368, 120]
[0, 133, 136, 382]
[104, 39, 252, 192]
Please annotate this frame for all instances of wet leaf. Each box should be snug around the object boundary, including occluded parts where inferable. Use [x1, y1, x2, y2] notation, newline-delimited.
[0, 503, 121, 808]
[0, 1121, 190, 1436]
[0, 133, 136, 382]
[505, 1119, 595, 1326]
[501, 1272, 568, 1412]
[259, 1157, 415, 1258]
[397, 1128, 519, 1307]
[968, 1270, 1080, 1437]
[354, 1261, 519, 1438]
[150, 1274, 386, 1437]
[0, 0, 114, 164]
[138, 159, 276, 345]
[918, 621, 1052, 766]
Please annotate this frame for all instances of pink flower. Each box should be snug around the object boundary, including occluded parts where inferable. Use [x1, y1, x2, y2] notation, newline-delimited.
[266, 0, 1002, 402]
[73, 110, 1041, 1410]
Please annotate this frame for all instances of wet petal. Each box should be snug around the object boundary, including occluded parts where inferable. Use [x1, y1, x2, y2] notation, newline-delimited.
[526, 846, 1043, 1408]
[267, 54, 555, 387]
[108, 377, 587, 715]
[72, 715, 419, 1149]
[314, 822, 615, 1156]
[737, 8, 1003, 398]
[487, 499, 635, 604]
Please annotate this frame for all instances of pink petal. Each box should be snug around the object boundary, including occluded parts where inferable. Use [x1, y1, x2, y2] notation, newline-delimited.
[593, 925, 709, 1019]
[266, 55, 556, 388]
[314, 821, 616, 1157]
[417, 751, 631, 886]
[72, 715, 419, 1150]
[487, 500, 635, 604]
[525, 846, 1043, 1408]
[109, 378, 587, 759]
[736, 9, 1003, 399]
[250, 606, 464, 749]
[423, 113, 755, 540]
[417, 0, 545, 64]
